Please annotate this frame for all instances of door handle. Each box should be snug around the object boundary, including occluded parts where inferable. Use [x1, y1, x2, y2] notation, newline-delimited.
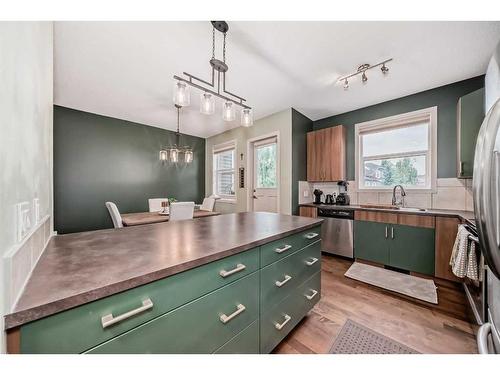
[101, 298, 153, 328]
[305, 289, 318, 300]
[275, 274, 292, 287]
[477, 323, 492, 354]
[219, 263, 246, 278]
[391, 226, 394, 239]
[275, 314, 291, 330]
[219, 303, 246, 324]
[385, 226, 388, 239]
[253, 195, 258, 199]
[459, 161, 464, 176]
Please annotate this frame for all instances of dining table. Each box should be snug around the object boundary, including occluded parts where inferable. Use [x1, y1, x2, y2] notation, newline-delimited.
[121, 210, 221, 227]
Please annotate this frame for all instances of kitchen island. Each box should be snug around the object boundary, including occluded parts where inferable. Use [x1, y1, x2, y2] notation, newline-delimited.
[5, 212, 322, 354]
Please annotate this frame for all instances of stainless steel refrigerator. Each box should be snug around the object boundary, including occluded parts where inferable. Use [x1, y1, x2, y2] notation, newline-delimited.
[474, 39, 500, 354]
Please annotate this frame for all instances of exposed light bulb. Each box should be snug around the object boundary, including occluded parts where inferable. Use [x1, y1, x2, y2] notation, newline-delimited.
[173, 80, 190, 107]
[381, 63, 389, 75]
[170, 148, 179, 163]
[200, 92, 215, 115]
[184, 150, 193, 163]
[343, 79, 349, 90]
[241, 108, 253, 127]
[361, 71, 368, 84]
[222, 101, 236, 122]
[159, 150, 168, 161]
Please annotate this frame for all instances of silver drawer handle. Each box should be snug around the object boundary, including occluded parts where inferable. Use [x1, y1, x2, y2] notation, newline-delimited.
[274, 244, 292, 254]
[305, 232, 319, 239]
[275, 274, 292, 287]
[101, 298, 153, 328]
[275, 314, 291, 330]
[305, 289, 318, 300]
[219, 263, 246, 278]
[305, 257, 318, 266]
[220, 303, 246, 324]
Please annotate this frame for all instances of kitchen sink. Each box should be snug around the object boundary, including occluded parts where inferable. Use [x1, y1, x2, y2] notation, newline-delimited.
[359, 204, 427, 212]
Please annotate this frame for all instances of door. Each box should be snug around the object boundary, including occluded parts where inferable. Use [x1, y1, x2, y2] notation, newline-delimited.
[252, 137, 278, 213]
[389, 225, 435, 276]
[353, 221, 389, 264]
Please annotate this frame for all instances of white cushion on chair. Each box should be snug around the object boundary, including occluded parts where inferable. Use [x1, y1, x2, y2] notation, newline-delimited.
[105, 202, 123, 228]
[169, 202, 195, 221]
[148, 198, 169, 212]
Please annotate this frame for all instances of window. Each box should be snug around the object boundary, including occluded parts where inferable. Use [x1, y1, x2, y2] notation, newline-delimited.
[355, 107, 437, 191]
[213, 142, 236, 198]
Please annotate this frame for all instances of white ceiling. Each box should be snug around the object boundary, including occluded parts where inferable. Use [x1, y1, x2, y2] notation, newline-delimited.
[54, 21, 500, 138]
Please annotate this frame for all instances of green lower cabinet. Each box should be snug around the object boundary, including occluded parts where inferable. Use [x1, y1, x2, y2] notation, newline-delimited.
[390, 225, 435, 275]
[86, 272, 259, 354]
[354, 221, 435, 276]
[354, 221, 390, 264]
[214, 320, 259, 354]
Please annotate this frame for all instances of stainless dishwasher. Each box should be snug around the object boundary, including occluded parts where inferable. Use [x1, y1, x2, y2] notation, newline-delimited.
[318, 208, 354, 258]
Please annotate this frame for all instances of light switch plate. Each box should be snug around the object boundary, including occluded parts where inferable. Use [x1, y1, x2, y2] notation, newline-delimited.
[303, 190, 309, 197]
[17, 201, 31, 243]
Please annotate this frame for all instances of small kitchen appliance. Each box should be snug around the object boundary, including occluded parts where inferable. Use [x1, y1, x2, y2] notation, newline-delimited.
[336, 181, 350, 205]
[325, 194, 335, 205]
[313, 189, 323, 204]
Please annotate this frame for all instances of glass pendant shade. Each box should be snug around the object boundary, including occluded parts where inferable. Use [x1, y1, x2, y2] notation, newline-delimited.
[173, 80, 190, 107]
[241, 108, 253, 127]
[184, 150, 194, 163]
[159, 150, 168, 161]
[170, 148, 179, 163]
[222, 101, 236, 122]
[200, 92, 215, 115]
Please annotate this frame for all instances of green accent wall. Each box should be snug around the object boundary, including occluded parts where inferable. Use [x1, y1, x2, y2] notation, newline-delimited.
[54, 106, 205, 234]
[313, 76, 485, 180]
[291, 109, 313, 215]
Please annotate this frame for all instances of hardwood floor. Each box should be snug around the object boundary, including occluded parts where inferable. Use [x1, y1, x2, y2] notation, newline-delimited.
[273, 254, 478, 354]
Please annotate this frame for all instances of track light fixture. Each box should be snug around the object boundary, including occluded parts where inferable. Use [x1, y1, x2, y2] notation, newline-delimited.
[337, 58, 392, 89]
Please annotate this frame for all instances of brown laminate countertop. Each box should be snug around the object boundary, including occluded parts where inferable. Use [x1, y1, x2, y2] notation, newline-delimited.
[300, 203, 475, 224]
[5, 212, 322, 329]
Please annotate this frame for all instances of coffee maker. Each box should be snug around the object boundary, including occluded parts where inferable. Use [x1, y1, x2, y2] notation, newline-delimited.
[313, 189, 323, 204]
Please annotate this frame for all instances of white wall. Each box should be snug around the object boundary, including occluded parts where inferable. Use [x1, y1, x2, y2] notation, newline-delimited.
[0, 22, 53, 353]
[206, 109, 293, 215]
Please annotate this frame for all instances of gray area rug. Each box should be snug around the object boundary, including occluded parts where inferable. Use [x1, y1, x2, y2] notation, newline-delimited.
[345, 262, 438, 304]
[329, 319, 420, 354]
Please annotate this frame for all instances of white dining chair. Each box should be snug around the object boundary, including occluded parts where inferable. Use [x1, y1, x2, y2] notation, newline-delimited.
[148, 198, 169, 212]
[169, 202, 195, 221]
[199, 197, 216, 212]
[105, 202, 123, 228]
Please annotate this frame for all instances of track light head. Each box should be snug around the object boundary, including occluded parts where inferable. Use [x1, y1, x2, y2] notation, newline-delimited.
[343, 79, 349, 90]
[361, 72, 368, 84]
[381, 63, 389, 74]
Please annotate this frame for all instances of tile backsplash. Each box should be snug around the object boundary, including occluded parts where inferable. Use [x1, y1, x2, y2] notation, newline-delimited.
[298, 178, 473, 211]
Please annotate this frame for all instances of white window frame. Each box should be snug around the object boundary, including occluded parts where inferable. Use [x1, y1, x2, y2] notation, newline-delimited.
[213, 140, 236, 202]
[354, 106, 438, 193]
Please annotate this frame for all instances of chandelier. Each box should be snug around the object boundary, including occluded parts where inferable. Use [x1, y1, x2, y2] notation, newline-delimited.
[159, 104, 193, 163]
[172, 21, 253, 127]
[338, 58, 393, 90]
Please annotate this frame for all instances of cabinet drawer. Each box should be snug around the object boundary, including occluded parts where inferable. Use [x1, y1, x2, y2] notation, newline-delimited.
[86, 272, 259, 354]
[214, 320, 259, 354]
[260, 241, 321, 312]
[260, 226, 321, 267]
[296, 271, 321, 316]
[259, 289, 304, 353]
[21, 247, 259, 354]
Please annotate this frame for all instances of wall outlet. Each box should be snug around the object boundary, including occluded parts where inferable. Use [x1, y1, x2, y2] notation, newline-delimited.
[17, 201, 31, 243]
[303, 190, 309, 198]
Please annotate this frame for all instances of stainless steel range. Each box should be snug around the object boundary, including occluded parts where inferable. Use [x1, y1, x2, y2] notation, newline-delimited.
[317, 208, 354, 258]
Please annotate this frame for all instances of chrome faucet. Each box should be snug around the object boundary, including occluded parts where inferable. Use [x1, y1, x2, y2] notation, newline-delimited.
[392, 185, 406, 207]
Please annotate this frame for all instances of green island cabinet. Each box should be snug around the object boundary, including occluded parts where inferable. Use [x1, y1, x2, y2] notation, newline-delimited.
[457, 87, 485, 178]
[17, 225, 322, 354]
[354, 218, 435, 275]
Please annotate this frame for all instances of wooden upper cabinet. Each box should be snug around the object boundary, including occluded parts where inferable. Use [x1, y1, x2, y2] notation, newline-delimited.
[307, 126, 346, 182]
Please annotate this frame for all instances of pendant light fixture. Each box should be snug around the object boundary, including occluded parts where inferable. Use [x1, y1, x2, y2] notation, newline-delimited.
[173, 21, 253, 127]
[159, 105, 194, 164]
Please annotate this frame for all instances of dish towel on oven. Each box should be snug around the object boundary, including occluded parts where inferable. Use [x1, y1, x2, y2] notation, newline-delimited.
[449, 225, 479, 280]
